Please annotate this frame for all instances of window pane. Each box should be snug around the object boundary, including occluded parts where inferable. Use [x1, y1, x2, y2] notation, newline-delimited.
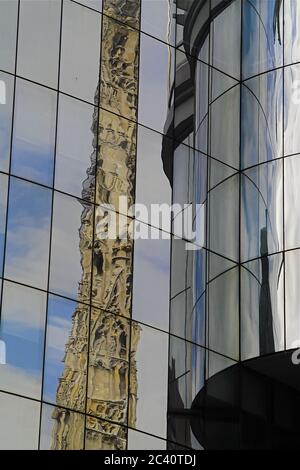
[132, 237, 170, 332]
[241, 160, 283, 262]
[208, 267, 239, 360]
[286, 250, 300, 348]
[285, 154, 300, 250]
[17, 0, 61, 87]
[0, 280, 47, 399]
[129, 322, 168, 439]
[43, 295, 88, 412]
[55, 94, 96, 200]
[0, 0, 18, 73]
[241, 254, 284, 360]
[128, 429, 166, 450]
[0, 71, 14, 173]
[141, 0, 175, 45]
[285, 0, 300, 64]
[0, 173, 8, 276]
[241, 70, 283, 169]
[60, 1, 101, 103]
[40, 404, 85, 450]
[138, 33, 174, 133]
[12, 79, 56, 186]
[49, 192, 92, 301]
[284, 64, 300, 157]
[78, 0, 102, 11]
[4, 178, 52, 289]
[0, 392, 40, 450]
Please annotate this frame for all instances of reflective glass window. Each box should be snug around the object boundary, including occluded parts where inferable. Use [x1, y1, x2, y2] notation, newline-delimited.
[0, 173, 8, 276]
[286, 250, 300, 349]
[0, 0, 18, 73]
[12, 79, 57, 186]
[284, 0, 300, 64]
[138, 33, 174, 133]
[4, 178, 52, 290]
[0, 392, 40, 450]
[132, 237, 170, 332]
[0, 280, 47, 399]
[208, 267, 239, 360]
[60, 0, 101, 103]
[241, 70, 283, 169]
[284, 64, 300, 157]
[129, 322, 168, 439]
[43, 295, 88, 411]
[284, 154, 300, 250]
[207, 350, 237, 379]
[209, 174, 239, 262]
[242, 0, 283, 79]
[128, 429, 166, 450]
[78, 0, 102, 11]
[141, 0, 175, 45]
[17, 0, 61, 87]
[241, 160, 283, 262]
[40, 404, 85, 450]
[49, 192, 92, 301]
[85, 416, 126, 450]
[0, 71, 14, 173]
[241, 254, 284, 360]
[55, 94, 96, 200]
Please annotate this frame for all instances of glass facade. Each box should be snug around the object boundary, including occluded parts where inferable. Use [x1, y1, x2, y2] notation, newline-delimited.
[1, 0, 300, 451]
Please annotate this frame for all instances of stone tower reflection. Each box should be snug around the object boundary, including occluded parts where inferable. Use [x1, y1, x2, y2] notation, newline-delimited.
[51, 0, 141, 450]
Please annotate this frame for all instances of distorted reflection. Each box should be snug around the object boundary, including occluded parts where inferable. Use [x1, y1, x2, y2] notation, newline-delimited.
[141, 0, 175, 45]
[241, 254, 284, 360]
[4, 177, 52, 289]
[242, 0, 283, 79]
[242, 69, 283, 168]
[0, 173, 8, 276]
[284, 64, 300, 157]
[241, 160, 283, 262]
[284, 0, 300, 64]
[0, 281, 47, 399]
[12, 79, 56, 186]
[43, 295, 88, 411]
[284, 154, 300, 250]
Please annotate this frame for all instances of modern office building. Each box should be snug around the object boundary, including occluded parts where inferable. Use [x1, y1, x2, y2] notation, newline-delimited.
[0, 0, 300, 451]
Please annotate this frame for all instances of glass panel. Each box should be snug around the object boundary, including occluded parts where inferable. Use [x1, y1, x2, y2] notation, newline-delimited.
[135, 125, 172, 231]
[168, 334, 205, 449]
[138, 33, 174, 133]
[211, 0, 241, 79]
[55, 94, 96, 200]
[128, 429, 166, 450]
[129, 322, 168, 439]
[208, 267, 239, 360]
[49, 192, 92, 301]
[195, 61, 209, 155]
[208, 350, 237, 379]
[284, 154, 300, 250]
[284, 0, 300, 64]
[78, 0, 102, 11]
[286, 250, 300, 348]
[209, 174, 239, 261]
[43, 295, 88, 412]
[242, 0, 283, 79]
[87, 310, 130, 425]
[241, 160, 283, 262]
[17, 0, 61, 87]
[0, 392, 40, 450]
[132, 237, 170, 332]
[85, 416, 126, 450]
[0, 0, 18, 73]
[0, 280, 47, 399]
[209, 86, 240, 168]
[40, 404, 85, 450]
[0, 173, 8, 276]
[4, 178, 52, 290]
[241, 254, 284, 360]
[241, 70, 283, 168]
[60, 0, 101, 103]
[141, 0, 175, 45]
[284, 64, 300, 157]
[12, 79, 57, 186]
[0, 71, 14, 173]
